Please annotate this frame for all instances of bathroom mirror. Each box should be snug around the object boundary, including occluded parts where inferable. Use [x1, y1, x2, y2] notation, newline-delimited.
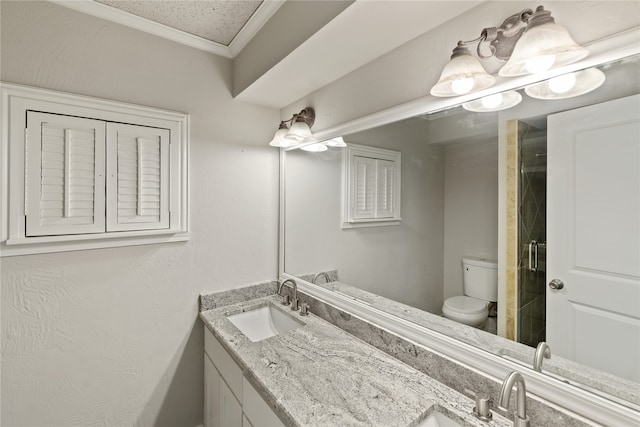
[282, 53, 640, 407]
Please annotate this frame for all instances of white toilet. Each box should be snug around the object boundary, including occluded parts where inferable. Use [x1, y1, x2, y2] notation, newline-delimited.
[442, 257, 498, 328]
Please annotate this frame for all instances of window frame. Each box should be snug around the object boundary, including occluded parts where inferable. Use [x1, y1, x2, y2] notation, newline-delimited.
[1, 82, 189, 256]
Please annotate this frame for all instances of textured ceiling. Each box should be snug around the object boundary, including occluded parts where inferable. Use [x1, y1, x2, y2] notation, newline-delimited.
[95, 0, 263, 46]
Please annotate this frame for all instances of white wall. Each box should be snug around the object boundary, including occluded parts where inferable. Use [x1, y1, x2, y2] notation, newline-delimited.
[285, 118, 445, 313]
[1, 2, 279, 426]
[443, 138, 499, 300]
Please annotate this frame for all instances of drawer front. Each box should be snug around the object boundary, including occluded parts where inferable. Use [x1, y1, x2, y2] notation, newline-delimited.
[204, 326, 243, 400]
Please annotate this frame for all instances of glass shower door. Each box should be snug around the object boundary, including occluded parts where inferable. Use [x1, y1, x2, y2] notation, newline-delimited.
[517, 128, 547, 347]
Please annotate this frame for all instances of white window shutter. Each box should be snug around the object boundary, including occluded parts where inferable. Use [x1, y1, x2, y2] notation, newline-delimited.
[352, 156, 376, 219]
[25, 112, 106, 236]
[106, 123, 170, 231]
[376, 160, 395, 218]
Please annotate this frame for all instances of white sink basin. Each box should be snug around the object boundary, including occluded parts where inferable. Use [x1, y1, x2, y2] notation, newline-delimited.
[227, 304, 303, 342]
[418, 411, 462, 427]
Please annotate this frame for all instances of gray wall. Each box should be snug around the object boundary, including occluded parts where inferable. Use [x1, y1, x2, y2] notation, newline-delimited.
[1, 2, 278, 425]
[285, 115, 499, 313]
[443, 138, 499, 300]
[285, 118, 445, 313]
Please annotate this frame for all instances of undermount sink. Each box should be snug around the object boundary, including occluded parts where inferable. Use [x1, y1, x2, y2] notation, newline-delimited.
[418, 411, 462, 427]
[227, 303, 304, 342]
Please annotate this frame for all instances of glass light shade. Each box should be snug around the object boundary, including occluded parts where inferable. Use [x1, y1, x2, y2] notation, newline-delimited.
[325, 137, 346, 147]
[269, 127, 297, 148]
[524, 67, 605, 100]
[462, 90, 523, 112]
[300, 142, 327, 152]
[430, 50, 495, 97]
[499, 21, 589, 77]
[285, 120, 312, 141]
[548, 72, 576, 93]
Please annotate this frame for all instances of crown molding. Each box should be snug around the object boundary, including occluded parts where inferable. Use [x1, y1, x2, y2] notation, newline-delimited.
[49, 0, 284, 59]
[229, 1, 285, 57]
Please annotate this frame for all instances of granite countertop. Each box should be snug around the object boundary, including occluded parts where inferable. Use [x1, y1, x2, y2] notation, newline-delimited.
[200, 294, 511, 427]
[312, 280, 640, 407]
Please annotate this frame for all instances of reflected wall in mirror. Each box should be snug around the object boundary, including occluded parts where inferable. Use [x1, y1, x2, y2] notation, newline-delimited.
[283, 54, 640, 406]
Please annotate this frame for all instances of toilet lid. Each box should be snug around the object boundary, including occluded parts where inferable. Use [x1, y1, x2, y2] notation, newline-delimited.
[444, 296, 487, 314]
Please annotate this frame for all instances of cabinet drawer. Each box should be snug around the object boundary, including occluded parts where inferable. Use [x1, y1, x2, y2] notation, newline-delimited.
[242, 377, 285, 427]
[204, 326, 243, 400]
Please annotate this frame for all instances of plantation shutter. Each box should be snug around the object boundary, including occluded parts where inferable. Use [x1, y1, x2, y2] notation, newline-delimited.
[106, 123, 170, 231]
[352, 156, 376, 219]
[25, 112, 106, 236]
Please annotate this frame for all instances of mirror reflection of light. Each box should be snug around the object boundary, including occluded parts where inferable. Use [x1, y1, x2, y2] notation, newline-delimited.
[525, 54, 556, 74]
[300, 142, 328, 152]
[481, 93, 504, 109]
[462, 90, 522, 112]
[525, 67, 606, 100]
[451, 77, 474, 95]
[548, 73, 577, 93]
[325, 137, 346, 147]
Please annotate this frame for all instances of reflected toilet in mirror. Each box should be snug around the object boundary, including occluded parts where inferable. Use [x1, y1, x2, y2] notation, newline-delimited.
[442, 257, 498, 329]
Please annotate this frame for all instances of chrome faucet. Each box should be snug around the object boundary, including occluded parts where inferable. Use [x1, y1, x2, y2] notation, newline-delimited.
[533, 342, 551, 372]
[312, 271, 331, 284]
[278, 279, 299, 311]
[498, 371, 530, 427]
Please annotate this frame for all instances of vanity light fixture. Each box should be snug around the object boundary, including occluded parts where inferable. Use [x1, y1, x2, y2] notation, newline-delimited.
[499, 7, 589, 77]
[524, 67, 605, 100]
[430, 42, 496, 97]
[268, 107, 316, 147]
[268, 121, 295, 148]
[430, 5, 588, 97]
[462, 90, 523, 112]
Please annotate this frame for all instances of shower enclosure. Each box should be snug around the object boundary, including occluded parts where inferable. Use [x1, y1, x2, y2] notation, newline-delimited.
[516, 124, 547, 347]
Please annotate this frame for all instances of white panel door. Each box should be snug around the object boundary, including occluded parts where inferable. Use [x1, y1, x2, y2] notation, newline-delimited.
[25, 111, 105, 236]
[547, 94, 640, 382]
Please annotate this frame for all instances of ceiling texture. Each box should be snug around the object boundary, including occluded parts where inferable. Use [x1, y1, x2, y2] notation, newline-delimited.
[94, 0, 263, 46]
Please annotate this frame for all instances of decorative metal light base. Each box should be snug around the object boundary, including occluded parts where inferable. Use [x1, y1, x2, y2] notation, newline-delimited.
[296, 107, 315, 128]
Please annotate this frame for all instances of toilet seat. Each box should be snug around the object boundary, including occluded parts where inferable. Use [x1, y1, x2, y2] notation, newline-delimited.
[442, 296, 488, 328]
[443, 296, 487, 314]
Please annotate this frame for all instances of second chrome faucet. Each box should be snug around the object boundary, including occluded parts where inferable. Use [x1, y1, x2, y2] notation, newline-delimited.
[499, 371, 530, 427]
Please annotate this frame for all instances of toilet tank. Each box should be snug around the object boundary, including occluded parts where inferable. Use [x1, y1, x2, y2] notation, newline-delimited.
[462, 257, 498, 302]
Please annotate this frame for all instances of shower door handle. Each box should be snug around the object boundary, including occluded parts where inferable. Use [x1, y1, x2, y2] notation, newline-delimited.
[528, 240, 538, 272]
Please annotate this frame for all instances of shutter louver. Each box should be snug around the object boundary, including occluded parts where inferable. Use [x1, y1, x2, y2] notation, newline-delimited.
[25, 112, 105, 236]
[106, 123, 170, 231]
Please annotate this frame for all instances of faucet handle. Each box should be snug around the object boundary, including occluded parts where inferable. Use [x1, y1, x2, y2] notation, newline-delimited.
[290, 298, 299, 311]
[473, 394, 493, 421]
[281, 294, 290, 306]
[300, 302, 309, 316]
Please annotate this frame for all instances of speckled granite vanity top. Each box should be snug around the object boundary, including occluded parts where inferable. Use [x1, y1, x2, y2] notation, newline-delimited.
[200, 292, 511, 427]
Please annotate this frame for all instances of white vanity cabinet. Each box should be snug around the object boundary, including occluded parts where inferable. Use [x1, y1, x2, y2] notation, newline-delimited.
[204, 326, 285, 427]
